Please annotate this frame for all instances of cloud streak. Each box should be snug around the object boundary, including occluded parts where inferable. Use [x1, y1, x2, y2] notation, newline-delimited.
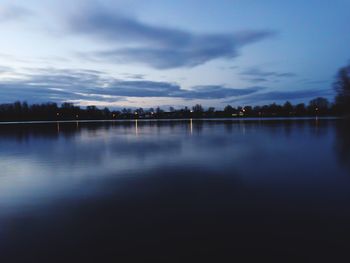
[229, 89, 334, 104]
[0, 68, 331, 106]
[0, 69, 262, 104]
[69, 5, 275, 69]
[240, 67, 296, 83]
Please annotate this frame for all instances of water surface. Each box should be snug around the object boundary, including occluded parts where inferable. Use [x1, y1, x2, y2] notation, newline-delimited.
[0, 119, 349, 262]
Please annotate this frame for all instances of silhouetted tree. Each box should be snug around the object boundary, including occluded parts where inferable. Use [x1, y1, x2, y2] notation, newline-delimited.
[135, 108, 144, 115]
[308, 97, 329, 115]
[223, 105, 236, 117]
[122, 108, 130, 114]
[224, 105, 234, 113]
[103, 107, 110, 118]
[295, 103, 307, 116]
[283, 101, 294, 116]
[243, 106, 253, 116]
[253, 106, 262, 116]
[334, 64, 350, 115]
[207, 107, 215, 113]
[155, 107, 162, 113]
[207, 107, 215, 117]
[0, 97, 338, 122]
[192, 104, 204, 113]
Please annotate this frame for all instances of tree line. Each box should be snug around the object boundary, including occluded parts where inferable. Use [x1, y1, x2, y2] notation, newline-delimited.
[0, 97, 337, 121]
[0, 63, 349, 122]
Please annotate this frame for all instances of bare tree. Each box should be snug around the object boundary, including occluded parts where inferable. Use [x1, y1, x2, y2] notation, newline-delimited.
[334, 64, 350, 115]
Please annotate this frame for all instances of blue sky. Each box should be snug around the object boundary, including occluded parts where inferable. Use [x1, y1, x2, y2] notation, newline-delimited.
[0, 0, 349, 109]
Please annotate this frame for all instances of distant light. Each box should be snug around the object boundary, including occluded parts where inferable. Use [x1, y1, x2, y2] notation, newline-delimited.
[76, 115, 79, 118]
[56, 113, 59, 116]
[190, 110, 193, 113]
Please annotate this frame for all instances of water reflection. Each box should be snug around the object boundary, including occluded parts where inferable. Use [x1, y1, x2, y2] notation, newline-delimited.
[189, 118, 193, 135]
[335, 119, 350, 173]
[0, 119, 349, 261]
[135, 119, 138, 135]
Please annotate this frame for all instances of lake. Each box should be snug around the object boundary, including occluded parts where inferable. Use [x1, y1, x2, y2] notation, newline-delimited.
[0, 119, 349, 262]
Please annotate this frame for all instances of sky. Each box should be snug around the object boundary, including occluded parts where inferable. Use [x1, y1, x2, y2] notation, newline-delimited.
[0, 0, 349, 109]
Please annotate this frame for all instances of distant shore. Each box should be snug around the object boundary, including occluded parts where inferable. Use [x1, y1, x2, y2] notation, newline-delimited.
[0, 98, 346, 123]
[0, 116, 342, 125]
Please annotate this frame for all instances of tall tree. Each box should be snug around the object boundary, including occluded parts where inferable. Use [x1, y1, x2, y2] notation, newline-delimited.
[192, 104, 204, 113]
[334, 64, 350, 115]
[308, 97, 329, 115]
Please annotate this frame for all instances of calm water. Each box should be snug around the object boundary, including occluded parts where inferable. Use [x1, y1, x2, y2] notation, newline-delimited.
[0, 119, 349, 262]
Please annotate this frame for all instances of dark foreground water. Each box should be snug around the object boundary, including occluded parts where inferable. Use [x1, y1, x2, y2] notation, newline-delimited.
[0, 119, 349, 262]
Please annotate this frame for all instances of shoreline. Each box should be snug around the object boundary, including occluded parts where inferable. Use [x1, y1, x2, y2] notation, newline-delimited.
[0, 116, 342, 125]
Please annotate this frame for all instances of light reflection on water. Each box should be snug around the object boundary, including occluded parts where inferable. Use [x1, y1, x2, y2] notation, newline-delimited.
[0, 119, 349, 261]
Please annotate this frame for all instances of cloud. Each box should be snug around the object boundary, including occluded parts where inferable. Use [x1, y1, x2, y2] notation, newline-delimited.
[69, 5, 275, 69]
[0, 83, 72, 103]
[298, 78, 329, 85]
[0, 5, 32, 23]
[121, 73, 145, 80]
[241, 68, 296, 78]
[0, 68, 262, 104]
[247, 77, 269, 83]
[0, 68, 331, 106]
[228, 89, 334, 104]
[174, 85, 263, 99]
[240, 67, 296, 83]
[0, 65, 12, 73]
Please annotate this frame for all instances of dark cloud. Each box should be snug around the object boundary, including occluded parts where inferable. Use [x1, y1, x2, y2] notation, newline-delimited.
[228, 89, 334, 104]
[298, 78, 329, 85]
[121, 73, 145, 80]
[98, 80, 180, 98]
[89, 81, 261, 100]
[69, 5, 275, 69]
[0, 83, 73, 104]
[241, 67, 296, 83]
[0, 69, 261, 104]
[0, 68, 330, 106]
[241, 68, 296, 78]
[174, 85, 263, 99]
[247, 77, 269, 83]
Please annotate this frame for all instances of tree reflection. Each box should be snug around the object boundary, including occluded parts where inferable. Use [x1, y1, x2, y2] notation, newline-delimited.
[335, 120, 350, 173]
